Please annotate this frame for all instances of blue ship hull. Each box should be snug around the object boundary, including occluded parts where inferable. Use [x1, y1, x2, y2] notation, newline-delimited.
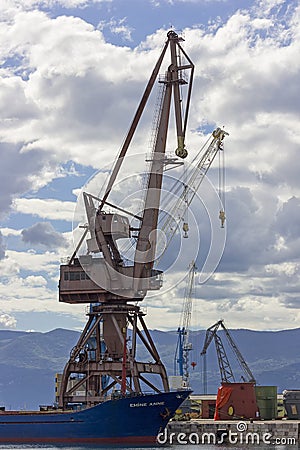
[0, 390, 189, 445]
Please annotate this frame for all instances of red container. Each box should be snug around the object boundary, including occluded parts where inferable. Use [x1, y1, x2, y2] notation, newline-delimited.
[214, 382, 259, 420]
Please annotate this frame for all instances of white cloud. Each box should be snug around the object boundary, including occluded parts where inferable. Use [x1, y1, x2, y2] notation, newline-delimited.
[23, 275, 48, 286]
[0, 274, 84, 316]
[0, 247, 85, 324]
[0, 313, 17, 328]
[0, 227, 22, 237]
[13, 198, 75, 221]
[142, 258, 300, 331]
[1, 0, 111, 13]
[254, 0, 288, 16]
[266, 262, 299, 277]
[1, 0, 300, 332]
[98, 17, 134, 42]
[5, 249, 60, 274]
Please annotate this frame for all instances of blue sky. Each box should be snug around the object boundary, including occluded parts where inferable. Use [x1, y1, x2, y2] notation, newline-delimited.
[1, 0, 300, 333]
[40, 0, 291, 55]
[47, 0, 254, 47]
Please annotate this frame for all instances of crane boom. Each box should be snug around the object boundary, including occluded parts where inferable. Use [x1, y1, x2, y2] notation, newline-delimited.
[174, 261, 196, 387]
[220, 322, 256, 383]
[214, 333, 235, 383]
[133, 31, 194, 284]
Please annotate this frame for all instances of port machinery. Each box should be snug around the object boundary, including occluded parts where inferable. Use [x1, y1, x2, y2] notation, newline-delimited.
[174, 261, 197, 389]
[58, 31, 228, 409]
[200, 319, 256, 394]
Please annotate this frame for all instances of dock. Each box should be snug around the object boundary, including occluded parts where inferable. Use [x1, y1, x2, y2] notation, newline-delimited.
[164, 419, 300, 446]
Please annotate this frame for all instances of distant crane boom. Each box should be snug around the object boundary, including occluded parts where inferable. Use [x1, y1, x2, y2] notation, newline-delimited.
[157, 127, 228, 262]
[200, 320, 256, 394]
[174, 261, 196, 387]
[221, 324, 256, 383]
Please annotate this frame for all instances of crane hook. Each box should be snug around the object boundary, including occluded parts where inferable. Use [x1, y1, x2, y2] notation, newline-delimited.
[183, 222, 189, 238]
[219, 210, 225, 228]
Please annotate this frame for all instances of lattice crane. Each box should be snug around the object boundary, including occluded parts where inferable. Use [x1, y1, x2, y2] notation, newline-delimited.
[200, 320, 256, 394]
[157, 127, 228, 256]
[174, 261, 197, 388]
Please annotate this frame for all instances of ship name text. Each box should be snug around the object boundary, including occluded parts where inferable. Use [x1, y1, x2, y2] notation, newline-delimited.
[129, 401, 165, 408]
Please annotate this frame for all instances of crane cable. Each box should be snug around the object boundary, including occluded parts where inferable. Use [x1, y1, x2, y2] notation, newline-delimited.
[178, 48, 189, 239]
[218, 140, 226, 228]
[182, 161, 189, 238]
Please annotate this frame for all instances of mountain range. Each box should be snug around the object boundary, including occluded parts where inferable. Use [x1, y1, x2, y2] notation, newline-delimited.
[0, 327, 299, 410]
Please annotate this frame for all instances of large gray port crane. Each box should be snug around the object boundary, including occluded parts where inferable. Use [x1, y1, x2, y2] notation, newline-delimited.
[58, 31, 228, 409]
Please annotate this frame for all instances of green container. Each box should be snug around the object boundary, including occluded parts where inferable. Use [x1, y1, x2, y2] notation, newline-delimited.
[255, 386, 277, 420]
